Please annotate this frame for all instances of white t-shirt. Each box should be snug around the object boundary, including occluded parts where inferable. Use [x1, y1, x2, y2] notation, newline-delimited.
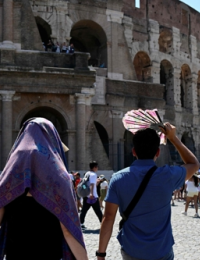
[85, 171, 98, 198]
[100, 180, 108, 189]
[186, 180, 198, 192]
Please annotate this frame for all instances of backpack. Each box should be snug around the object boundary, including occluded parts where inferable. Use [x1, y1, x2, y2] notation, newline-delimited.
[77, 173, 90, 198]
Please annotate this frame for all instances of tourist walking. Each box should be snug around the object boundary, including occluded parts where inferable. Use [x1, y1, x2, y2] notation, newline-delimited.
[99, 175, 108, 209]
[0, 118, 88, 260]
[80, 161, 103, 230]
[97, 123, 199, 260]
[74, 172, 83, 212]
[182, 174, 199, 217]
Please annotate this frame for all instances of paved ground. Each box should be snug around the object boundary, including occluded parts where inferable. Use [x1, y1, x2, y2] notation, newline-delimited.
[83, 200, 200, 260]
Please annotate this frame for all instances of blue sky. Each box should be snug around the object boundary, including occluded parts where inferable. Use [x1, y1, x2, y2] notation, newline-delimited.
[180, 0, 200, 12]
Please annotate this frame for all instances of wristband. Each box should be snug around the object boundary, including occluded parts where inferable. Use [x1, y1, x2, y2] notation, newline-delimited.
[96, 251, 106, 257]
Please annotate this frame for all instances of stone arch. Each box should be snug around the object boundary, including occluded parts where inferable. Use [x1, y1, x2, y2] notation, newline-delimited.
[160, 60, 174, 105]
[18, 106, 69, 163]
[133, 51, 152, 82]
[35, 16, 52, 45]
[21, 107, 68, 132]
[70, 20, 107, 67]
[90, 121, 111, 170]
[15, 102, 72, 131]
[158, 29, 173, 54]
[124, 130, 134, 167]
[197, 71, 200, 108]
[180, 64, 192, 109]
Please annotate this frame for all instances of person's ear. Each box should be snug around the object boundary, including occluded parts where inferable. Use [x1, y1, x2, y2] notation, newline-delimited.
[132, 148, 137, 157]
[155, 148, 160, 158]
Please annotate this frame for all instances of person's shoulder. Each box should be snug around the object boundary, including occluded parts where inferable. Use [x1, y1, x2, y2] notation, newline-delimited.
[110, 167, 130, 181]
[157, 164, 186, 178]
[157, 164, 184, 171]
[87, 171, 96, 177]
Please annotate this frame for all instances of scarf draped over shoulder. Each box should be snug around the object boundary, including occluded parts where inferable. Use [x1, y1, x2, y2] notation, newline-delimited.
[0, 118, 84, 260]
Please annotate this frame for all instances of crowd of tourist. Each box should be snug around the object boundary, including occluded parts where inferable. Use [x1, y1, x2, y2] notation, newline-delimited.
[0, 117, 199, 260]
[68, 167, 108, 215]
[43, 40, 75, 54]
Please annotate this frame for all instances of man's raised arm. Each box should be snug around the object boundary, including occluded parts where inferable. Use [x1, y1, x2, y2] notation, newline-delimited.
[161, 123, 199, 180]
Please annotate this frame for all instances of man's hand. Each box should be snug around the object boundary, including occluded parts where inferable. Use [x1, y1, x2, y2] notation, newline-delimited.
[89, 194, 94, 199]
[160, 122, 176, 142]
[160, 122, 199, 180]
[97, 202, 118, 259]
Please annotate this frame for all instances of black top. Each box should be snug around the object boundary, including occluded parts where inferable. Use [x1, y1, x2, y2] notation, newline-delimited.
[5, 191, 63, 260]
[97, 183, 101, 197]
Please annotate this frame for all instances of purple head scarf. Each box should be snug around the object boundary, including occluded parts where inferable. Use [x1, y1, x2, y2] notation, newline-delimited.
[0, 118, 85, 259]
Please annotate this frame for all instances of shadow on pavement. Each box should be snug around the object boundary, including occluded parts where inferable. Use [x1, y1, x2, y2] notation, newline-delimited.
[82, 229, 100, 234]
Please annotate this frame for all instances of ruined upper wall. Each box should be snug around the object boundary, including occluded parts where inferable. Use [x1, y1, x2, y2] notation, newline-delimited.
[122, 0, 200, 41]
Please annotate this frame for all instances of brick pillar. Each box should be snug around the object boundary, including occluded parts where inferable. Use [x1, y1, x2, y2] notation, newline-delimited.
[75, 94, 86, 170]
[0, 90, 15, 169]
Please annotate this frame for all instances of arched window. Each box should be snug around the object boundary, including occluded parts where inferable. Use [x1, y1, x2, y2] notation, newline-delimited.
[133, 52, 151, 82]
[70, 20, 107, 68]
[35, 16, 52, 45]
[158, 29, 173, 54]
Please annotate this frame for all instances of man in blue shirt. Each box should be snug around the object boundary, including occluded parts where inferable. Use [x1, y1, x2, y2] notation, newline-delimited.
[96, 123, 199, 260]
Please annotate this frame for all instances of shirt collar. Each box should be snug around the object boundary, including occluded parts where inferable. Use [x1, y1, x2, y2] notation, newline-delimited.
[132, 159, 156, 167]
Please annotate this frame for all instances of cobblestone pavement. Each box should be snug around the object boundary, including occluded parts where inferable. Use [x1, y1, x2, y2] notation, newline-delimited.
[83, 200, 200, 260]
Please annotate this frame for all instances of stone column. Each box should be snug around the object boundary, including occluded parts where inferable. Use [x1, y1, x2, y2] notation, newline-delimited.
[110, 110, 123, 171]
[190, 35, 197, 63]
[151, 61, 160, 84]
[75, 94, 86, 171]
[0, 90, 15, 169]
[148, 19, 159, 54]
[173, 68, 182, 112]
[2, 0, 14, 48]
[67, 130, 76, 171]
[172, 27, 181, 57]
[191, 73, 199, 125]
[106, 9, 124, 80]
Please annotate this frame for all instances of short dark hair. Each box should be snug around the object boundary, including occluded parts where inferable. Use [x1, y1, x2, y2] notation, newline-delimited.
[89, 161, 98, 169]
[133, 128, 160, 159]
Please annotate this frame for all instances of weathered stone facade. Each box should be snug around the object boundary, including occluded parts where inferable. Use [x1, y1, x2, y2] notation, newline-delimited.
[0, 0, 199, 172]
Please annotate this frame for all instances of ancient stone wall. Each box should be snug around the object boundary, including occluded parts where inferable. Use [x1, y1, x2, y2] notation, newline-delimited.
[1, 0, 200, 170]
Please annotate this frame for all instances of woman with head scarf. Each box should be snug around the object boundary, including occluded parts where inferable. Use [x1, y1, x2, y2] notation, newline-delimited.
[0, 118, 88, 260]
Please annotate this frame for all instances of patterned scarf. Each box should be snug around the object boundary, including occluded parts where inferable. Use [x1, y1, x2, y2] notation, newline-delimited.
[0, 118, 84, 260]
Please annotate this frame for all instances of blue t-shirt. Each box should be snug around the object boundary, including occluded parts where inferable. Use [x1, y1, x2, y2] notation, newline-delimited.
[105, 159, 186, 260]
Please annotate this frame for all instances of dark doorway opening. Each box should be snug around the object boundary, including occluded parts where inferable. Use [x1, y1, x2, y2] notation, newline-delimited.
[94, 121, 109, 158]
[70, 20, 107, 67]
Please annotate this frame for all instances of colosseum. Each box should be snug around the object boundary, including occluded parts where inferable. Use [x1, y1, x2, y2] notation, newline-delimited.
[0, 0, 199, 173]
